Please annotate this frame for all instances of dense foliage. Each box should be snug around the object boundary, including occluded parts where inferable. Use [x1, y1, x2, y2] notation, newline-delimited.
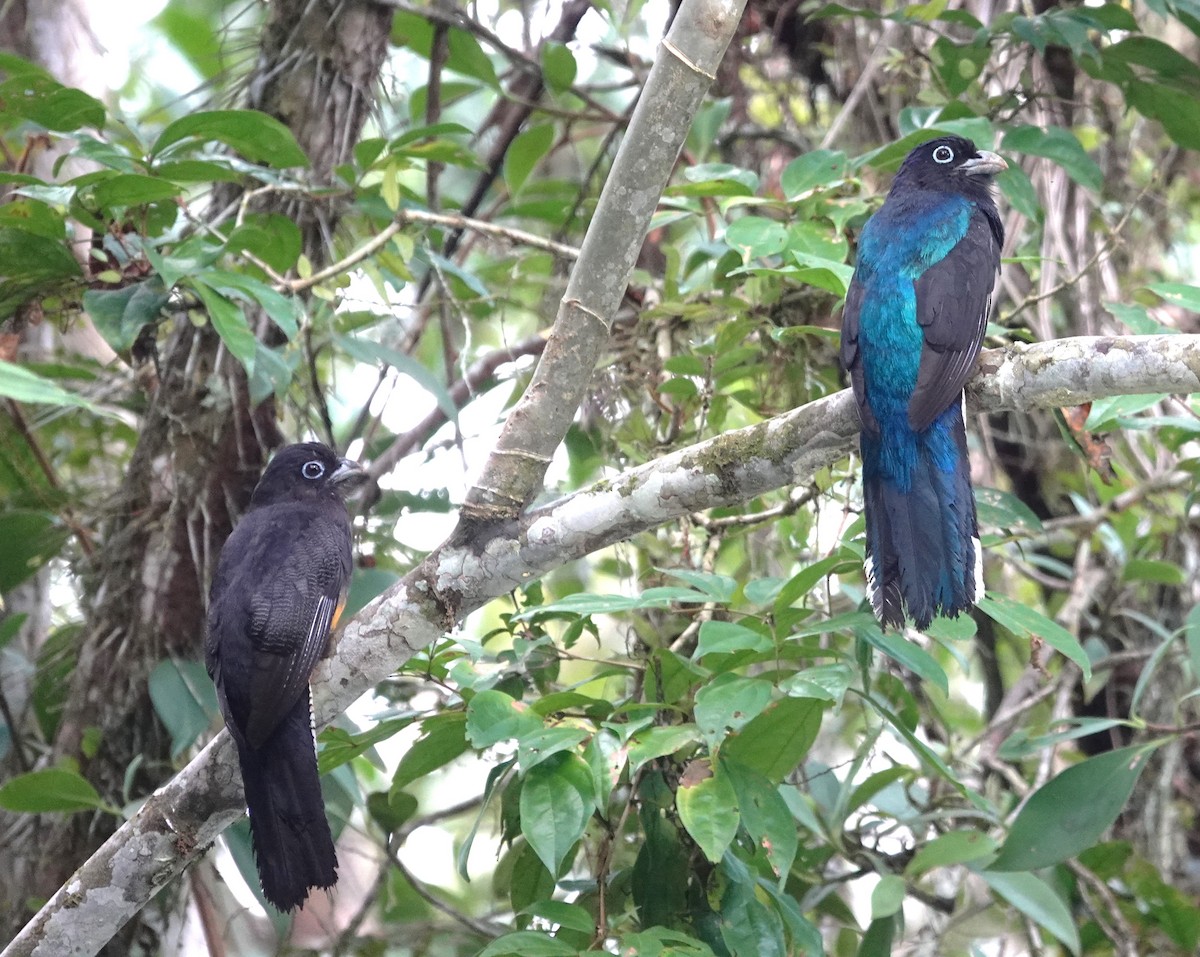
[3, 1, 1200, 955]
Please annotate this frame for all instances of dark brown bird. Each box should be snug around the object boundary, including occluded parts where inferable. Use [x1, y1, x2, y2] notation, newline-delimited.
[206, 442, 365, 911]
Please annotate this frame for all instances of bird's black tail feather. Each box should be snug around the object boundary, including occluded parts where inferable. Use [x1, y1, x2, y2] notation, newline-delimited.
[863, 412, 980, 630]
[235, 691, 337, 912]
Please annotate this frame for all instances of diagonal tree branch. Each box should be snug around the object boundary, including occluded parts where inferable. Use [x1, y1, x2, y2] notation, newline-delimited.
[460, 0, 750, 521]
[7, 333, 1200, 957]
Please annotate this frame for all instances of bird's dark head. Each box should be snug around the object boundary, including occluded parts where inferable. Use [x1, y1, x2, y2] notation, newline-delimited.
[249, 442, 368, 507]
[892, 135, 1007, 200]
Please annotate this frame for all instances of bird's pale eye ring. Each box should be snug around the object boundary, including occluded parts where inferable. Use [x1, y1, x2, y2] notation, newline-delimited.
[932, 145, 955, 164]
[302, 460, 325, 480]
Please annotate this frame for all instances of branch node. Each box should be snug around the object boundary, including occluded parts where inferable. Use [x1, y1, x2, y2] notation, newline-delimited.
[562, 297, 608, 332]
[493, 448, 553, 464]
[660, 37, 716, 80]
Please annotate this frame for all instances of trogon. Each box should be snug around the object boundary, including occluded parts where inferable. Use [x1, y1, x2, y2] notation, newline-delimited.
[206, 441, 366, 911]
[840, 135, 1006, 630]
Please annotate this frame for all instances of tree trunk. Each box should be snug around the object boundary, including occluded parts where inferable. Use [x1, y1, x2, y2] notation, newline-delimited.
[0, 0, 392, 946]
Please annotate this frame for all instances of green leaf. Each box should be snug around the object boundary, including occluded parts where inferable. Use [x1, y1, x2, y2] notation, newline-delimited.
[367, 789, 418, 834]
[504, 123, 555, 196]
[227, 214, 303, 273]
[319, 715, 417, 775]
[148, 659, 219, 759]
[989, 744, 1156, 872]
[477, 931, 577, 957]
[725, 216, 788, 259]
[1001, 125, 1102, 192]
[1148, 281, 1200, 312]
[694, 675, 774, 748]
[693, 620, 773, 659]
[517, 726, 589, 772]
[978, 595, 1091, 680]
[541, 42, 577, 95]
[981, 871, 1080, 955]
[0, 226, 81, 282]
[466, 690, 542, 748]
[627, 724, 702, 774]
[83, 279, 169, 353]
[0, 511, 67, 591]
[724, 759, 798, 881]
[781, 149, 848, 198]
[857, 622, 949, 695]
[446, 28, 498, 87]
[780, 663, 854, 705]
[151, 110, 309, 167]
[519, 752, 594, 875]
[86, 174, 181, 209]
[856, 915, 896, 957]
[906, 830, 997, 876]
[0, 72, 105, 130]
[721, 696, 824, 783]
[870, 874, 906, 919]
[0, 767, 108, 813]
[0, 362, 106, 415]
[192, 282, 257, 371]
[392, 714, 469, 789]
[676, 759, 739, 862]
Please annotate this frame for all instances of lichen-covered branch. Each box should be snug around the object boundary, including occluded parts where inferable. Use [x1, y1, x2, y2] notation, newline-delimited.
[7, 332, 1198, 957]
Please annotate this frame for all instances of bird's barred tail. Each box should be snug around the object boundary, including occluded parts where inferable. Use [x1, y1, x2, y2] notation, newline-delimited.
[862, 408, 982, 630]
[236, 691, 337, 912]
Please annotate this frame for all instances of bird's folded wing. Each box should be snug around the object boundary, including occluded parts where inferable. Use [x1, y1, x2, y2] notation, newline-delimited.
[909, 213, 1000, 431]
[244, 539, 348, 749]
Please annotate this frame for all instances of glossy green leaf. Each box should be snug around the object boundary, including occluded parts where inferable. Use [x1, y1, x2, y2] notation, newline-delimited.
[466, 690, 542, 748]
[367, 789, 418, 834]
[781, 149, 848, 198]
[151, 109, 309, 167]
[676, 759, 739, 862]
[722, 696, 824, 783]
[477, 931, 577, 957]
[192, 282, 257, 370]
[857, 622, 949, 694]
[148, 659, 218, 759]
[83, 279, 169, 353]
[906, 830, 997, 876]
[978, 595, 1091, 680]
[541, 42, 577, 95]
[724, 759, 798, 881]
[319, 715, 416, 775]
[87, 174, 181, 209]
[0, 72, 105, 130]
[517, 726, 589, 772]
[446, 27, 498, 87]
[870, 874, 906, 919]
[693, 620, 772, 659]
[726, 216, 788, 259]
[504, 123, 555, 196]
[0, 767, 108, 813]
[627, 724, 702, 774]
[519, 752, 593, 875]
[694, 675, 774, 748]
[990, 744, 1155, 872]
[0, 510, 69, 591]
[981, 871, 1080, 955]
[1001, 124, 1102, 192]
[391, 714, 469, 789]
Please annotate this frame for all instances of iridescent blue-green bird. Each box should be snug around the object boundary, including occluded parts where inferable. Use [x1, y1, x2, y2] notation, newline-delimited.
[840, 136, 1006, 630]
